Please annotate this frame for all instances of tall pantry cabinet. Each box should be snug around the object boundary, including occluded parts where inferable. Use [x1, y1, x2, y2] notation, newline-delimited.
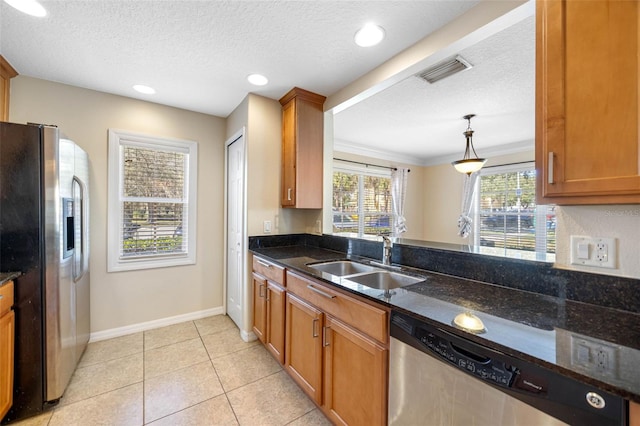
[279, 87, 326, 209]
[536, 0, 640, 204]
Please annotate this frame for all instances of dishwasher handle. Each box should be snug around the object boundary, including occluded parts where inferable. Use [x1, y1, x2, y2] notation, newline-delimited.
[450, 341, 491, 365]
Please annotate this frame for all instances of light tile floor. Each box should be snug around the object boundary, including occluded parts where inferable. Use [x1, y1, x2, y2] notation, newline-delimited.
[13, 315, 332, 426]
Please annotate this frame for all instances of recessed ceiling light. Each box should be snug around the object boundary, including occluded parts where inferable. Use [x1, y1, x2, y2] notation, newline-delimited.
[4, 0, 47, 17]
[354, 23, 385, 47]
[247, 74, 268, 86]
[133, 84, 156, 95]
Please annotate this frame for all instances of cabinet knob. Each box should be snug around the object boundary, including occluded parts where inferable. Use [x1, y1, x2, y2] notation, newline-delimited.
[287, 188, 292, 201]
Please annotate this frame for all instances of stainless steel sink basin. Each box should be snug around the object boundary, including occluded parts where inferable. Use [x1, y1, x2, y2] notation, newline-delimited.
[308, 260, 379, 276]
[346, 271, 424, 289]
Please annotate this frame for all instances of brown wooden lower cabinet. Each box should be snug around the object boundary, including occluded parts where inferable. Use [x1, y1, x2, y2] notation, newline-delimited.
[0, 280, 15, 419]
[252, 273, 267, 343]
[323, 316, 387, 426]
[285, 293, 324, 405]
[252, 273, 287, 365]
[253, 262, 389, 425]
[285, 271, 388, 426]
[265, 282, 285, 364]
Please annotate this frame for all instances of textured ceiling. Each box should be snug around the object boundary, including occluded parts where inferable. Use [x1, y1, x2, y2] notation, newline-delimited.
[0, 0, 479, 118]
[333, 14, 535, 165]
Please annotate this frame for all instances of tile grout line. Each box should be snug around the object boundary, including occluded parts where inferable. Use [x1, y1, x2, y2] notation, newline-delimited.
[142, 325, 146, 425]
[202, 329, 242, 426]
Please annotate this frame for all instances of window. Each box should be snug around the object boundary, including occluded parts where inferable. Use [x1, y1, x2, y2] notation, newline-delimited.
[108, 129, 197, 272]
[332, 164, 393, 237]
[474, 162, 555, 261]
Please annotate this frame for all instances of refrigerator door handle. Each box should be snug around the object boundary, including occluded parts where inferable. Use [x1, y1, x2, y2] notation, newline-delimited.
[72, 175, 87, 282]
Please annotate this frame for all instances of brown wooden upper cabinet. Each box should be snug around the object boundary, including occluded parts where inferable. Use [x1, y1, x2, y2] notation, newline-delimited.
[536, 0, 640, 204]
[0, 55, 18, 122]
[279, 87, 326, 208]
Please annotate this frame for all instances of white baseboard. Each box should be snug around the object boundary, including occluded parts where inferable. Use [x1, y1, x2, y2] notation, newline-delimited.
[89, 306, 225, 343]
[240, 329, 258, 343]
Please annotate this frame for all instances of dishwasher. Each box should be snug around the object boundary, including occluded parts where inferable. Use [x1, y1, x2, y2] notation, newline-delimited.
[388, 310, 627, 426]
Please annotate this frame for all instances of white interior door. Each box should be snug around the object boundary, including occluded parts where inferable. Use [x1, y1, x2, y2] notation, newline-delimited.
[226, 133, 245, 328]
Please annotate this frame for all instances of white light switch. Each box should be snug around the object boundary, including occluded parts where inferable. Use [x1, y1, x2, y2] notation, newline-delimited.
[577, 241, 590, 259]
[263, 220, 272, 234]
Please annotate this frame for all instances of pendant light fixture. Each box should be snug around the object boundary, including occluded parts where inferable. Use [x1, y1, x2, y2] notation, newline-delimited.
[452, 114, 486, 175]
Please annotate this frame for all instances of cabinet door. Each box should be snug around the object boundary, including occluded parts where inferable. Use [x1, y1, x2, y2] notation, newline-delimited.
[266, 282, 286, 365]
[631, 401, 640, 426]
[285, 293, 323, 404]
[252, 273, 267, 343]
[281, 99, 297, 207]
[536, 0, 640, 204]
[323, 316, 387, 426]
[0, 310, 14, 419]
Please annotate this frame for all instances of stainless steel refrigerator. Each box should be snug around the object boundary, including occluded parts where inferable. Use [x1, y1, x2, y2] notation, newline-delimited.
[0, 122, 90, 422]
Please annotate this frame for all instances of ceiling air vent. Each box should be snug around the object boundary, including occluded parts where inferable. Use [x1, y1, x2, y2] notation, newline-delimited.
[416, 55, 473, 84]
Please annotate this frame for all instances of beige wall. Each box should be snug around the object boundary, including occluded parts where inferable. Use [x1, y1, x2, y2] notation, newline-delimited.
[421, 162, 464, 244]
[226, 93, 319, 336]
[556, 206, 640, 279]
[419, 151, 536, 244]
[10, 76, 227, 334]
[226, 93, 317, 237]
[327, 150, 536, 245]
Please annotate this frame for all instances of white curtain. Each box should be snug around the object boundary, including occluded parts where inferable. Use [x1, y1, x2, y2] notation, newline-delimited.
[391, 168, 409, 236]
[458, 172, 479, 238]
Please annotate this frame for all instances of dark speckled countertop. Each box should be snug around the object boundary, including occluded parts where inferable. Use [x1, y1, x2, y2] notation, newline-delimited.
[0, 272, 20, 286]
[250, 242, 640, 404]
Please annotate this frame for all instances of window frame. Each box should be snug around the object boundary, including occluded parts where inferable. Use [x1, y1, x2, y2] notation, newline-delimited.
[107, 129, 198, 272]
[473, 161, 555, 262]
[332, 162, 394, 237]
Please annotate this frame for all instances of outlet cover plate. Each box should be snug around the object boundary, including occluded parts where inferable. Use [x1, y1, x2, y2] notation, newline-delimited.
[570, 236, 616, 269]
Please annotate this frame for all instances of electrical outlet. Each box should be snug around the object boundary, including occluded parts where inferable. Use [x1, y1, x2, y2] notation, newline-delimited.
[571, 335, 618, 378]
[263, 220, 272, 234]
[570, 236, 616, 269]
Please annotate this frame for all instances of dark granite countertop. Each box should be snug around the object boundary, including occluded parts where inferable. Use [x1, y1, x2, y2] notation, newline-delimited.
[250, 243, 640, 404]
[0, 272, 20, 286]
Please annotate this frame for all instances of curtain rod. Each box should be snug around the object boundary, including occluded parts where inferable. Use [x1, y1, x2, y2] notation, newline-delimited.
[333, 158, 410, 172]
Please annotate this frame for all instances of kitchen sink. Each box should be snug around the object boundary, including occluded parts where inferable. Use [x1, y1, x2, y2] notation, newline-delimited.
[346, 271, 424, 290]
[308, 260, 379, 276]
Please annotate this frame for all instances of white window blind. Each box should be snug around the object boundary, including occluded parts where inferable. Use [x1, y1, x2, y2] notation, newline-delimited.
[474, 162, 555, 261]
[108, 130, 197, 272]
[332, 164, 393, 237]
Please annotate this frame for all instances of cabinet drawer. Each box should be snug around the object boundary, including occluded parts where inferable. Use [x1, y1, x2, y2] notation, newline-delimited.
[286, 271, 388, 344]
[253, 256, 285, 286]
[0, 281, 14, 316]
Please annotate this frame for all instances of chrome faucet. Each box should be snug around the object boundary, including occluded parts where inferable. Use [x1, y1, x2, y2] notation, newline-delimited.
[381, 234, 392, 266]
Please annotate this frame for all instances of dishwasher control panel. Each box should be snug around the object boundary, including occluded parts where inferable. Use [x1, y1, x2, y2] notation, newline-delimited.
[415, 327, 517, 388]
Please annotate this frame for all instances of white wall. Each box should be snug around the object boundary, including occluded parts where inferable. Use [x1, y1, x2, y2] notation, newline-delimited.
[10, 76, 227, 334]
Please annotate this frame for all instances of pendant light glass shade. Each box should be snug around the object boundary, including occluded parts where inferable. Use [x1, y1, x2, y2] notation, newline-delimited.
[452, 114, 486, 175]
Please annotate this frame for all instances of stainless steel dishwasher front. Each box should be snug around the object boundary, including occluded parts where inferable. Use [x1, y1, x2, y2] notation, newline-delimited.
[388, 311, 626, 426]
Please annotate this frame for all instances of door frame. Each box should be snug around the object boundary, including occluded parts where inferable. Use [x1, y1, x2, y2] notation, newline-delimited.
[223, 127, 249, 338]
